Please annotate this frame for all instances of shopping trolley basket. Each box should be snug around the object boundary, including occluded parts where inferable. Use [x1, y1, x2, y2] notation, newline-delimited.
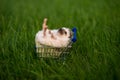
[35, 27, 77, 58]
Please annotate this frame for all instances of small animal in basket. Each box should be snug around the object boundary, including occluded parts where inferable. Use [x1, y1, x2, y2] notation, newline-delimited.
[35, 18, 73, 48]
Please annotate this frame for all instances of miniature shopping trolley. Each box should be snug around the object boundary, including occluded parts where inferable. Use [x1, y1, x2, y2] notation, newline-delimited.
[35, 27, 77, 58]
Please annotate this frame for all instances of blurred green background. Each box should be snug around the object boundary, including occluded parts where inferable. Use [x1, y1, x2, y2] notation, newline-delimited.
[0, 0, 120, 80]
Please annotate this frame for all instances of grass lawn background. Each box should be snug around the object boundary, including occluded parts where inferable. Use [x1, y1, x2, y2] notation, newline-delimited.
[0, 0, 120, 80]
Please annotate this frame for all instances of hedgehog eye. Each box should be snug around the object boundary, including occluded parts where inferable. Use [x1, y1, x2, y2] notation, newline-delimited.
[65, 31, 67, 35]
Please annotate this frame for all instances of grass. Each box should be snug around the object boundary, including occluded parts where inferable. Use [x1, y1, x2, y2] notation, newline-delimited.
[0, 0, 120, 80]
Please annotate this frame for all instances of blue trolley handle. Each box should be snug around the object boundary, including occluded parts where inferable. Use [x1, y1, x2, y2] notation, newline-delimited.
[72, 27, 77, 42]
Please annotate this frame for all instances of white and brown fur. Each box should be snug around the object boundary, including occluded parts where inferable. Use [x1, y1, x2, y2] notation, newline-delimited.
[35, 18, 73, 48]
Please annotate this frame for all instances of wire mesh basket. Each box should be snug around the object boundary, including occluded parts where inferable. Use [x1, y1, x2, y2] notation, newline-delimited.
[35, 28, 77, 58]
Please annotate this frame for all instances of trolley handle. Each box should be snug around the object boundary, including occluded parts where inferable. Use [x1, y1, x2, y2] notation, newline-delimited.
[72, 27, 77, 42]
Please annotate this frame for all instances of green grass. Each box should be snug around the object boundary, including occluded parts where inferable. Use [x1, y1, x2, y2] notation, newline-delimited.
[0, 0, 120, 80]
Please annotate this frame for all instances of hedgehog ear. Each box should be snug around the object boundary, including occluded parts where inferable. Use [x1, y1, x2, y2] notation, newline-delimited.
[58, 28, 64, 35]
